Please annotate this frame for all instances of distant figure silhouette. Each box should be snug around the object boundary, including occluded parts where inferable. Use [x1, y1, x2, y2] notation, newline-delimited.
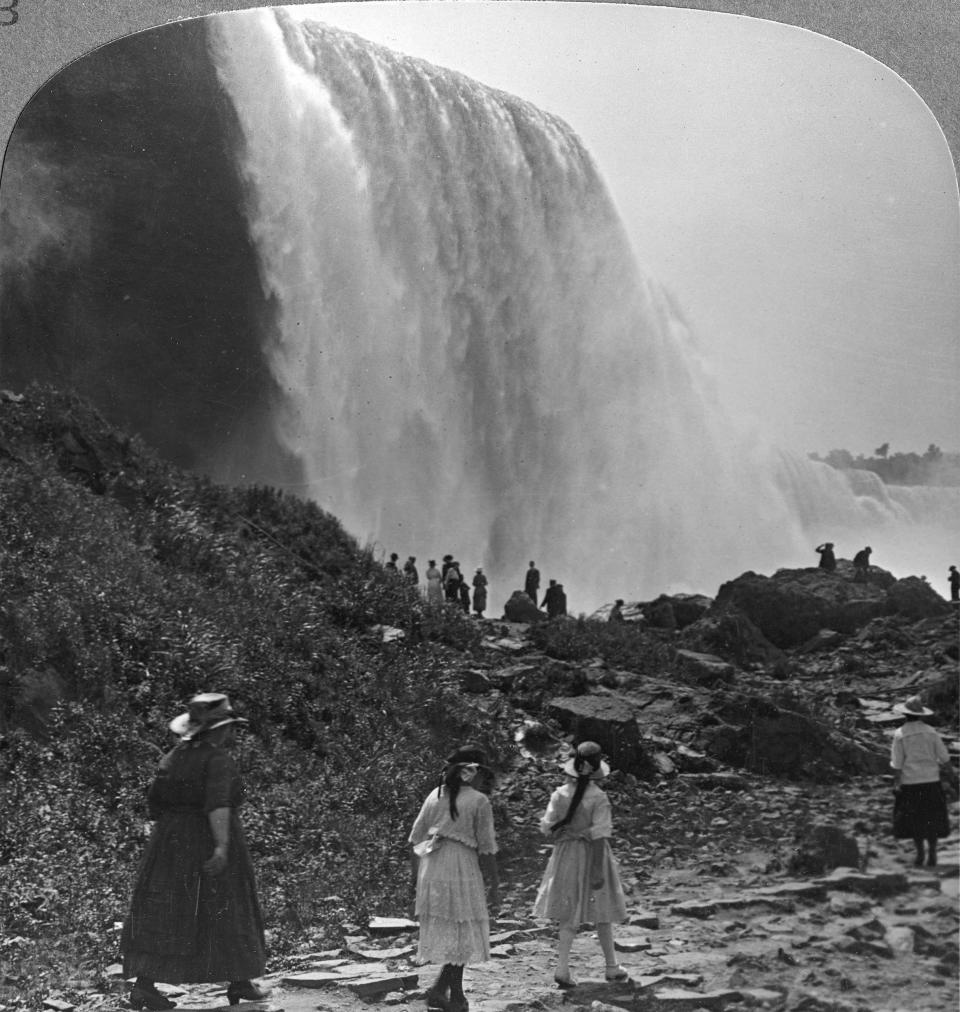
[472, 569, 488, 617]
[425, 560, 443, 605]
[815, 543, 837, 572]
[458, 577, 471, 614]
[444, 561, 463, 602]
[385, 552, 399, 574]
[403, 556, 419, 584]
[441, 554, 455, 579]
[608, 600, 625, 623]
[525, 561, 541, 603]
[852, 546, 872, 582]
[542, 580, 567, 619]
[949, 565, 959, 603]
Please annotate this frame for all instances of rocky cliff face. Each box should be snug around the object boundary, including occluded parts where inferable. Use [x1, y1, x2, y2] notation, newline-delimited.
[0, 19, 295, 487]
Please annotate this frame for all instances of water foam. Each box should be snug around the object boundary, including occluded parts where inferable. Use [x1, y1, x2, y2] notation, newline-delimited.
[210, 11, 957, 611]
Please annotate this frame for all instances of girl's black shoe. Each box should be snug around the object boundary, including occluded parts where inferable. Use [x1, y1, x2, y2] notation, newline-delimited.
[226, 982, 271, 1005]
[129, 985, 177, 1011]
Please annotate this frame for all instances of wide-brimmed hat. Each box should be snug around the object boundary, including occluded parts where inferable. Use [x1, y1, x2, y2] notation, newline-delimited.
[562, 741, 610, 780]
[169, 692, 248, 739]
[892, 695, 934, 717]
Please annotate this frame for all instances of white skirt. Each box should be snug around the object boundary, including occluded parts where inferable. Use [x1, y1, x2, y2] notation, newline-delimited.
[533, 837, 627, 926]
[416, 838, 490, 965]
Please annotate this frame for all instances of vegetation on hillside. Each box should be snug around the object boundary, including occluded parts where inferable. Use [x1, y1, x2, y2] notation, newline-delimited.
[0, 386, 515, 1004]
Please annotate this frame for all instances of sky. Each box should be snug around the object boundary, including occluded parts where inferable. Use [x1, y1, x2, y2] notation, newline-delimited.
[283, 0, 960, 458]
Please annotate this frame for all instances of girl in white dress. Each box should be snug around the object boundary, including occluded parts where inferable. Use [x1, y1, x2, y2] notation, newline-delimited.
[410, 745, 499, 1012]
[533, 742, 628, 988]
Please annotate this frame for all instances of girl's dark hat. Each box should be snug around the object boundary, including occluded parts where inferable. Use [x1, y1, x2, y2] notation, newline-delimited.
[169, 692, 248, 739]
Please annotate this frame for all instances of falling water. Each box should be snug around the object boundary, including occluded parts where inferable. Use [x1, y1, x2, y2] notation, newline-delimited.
[209, 10, 958, 611]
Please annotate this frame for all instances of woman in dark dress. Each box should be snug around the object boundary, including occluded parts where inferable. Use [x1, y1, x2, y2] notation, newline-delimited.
[121, 694, 268, 1010]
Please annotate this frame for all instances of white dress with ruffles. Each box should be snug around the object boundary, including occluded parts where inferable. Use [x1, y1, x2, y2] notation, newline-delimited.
[409, 784, 497, 965]
[532, 781, 627, 926]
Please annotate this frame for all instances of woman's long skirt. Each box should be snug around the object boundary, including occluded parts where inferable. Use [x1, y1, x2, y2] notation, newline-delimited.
[893, 781, 950, 840]
[415, 839, 490, 965]
[533, 837, 627, 927]
[121, 809, 266, 982]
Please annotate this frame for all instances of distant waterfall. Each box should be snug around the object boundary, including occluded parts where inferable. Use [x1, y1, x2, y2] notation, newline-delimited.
[210, 10, 957, 610]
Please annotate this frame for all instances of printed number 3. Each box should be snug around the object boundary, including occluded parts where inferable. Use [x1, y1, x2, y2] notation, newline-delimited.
[0, 0, 18, 26]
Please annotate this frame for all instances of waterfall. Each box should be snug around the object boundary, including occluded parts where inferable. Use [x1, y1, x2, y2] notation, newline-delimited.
[209, 10, 957, 611]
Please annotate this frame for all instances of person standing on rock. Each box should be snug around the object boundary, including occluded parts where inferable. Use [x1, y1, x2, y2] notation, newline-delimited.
[386, 552, 400, 574]
[120, 694, 268, 1010]
[533, 742, 628, 988]
[890, 695, 952, 867]
[608, 600, 625, 623]
[403, 556, 419, 585]
[852, 546, 872, 581]
[409, 744, 499, 1012]
[524, 561, 540, 603]
[815, 543, 837, 572]
[948, 564, 959, 602]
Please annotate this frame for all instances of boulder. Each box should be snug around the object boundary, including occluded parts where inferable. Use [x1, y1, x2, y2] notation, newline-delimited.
[885, 576, 952, 620]
[697, 692, 887, 781]
[546, 693, 647, 774]
[641, 593, 712, 629]
[502, 591, 544, 623]
[712, 568, 890, 648]
[678, 610, 782, 665]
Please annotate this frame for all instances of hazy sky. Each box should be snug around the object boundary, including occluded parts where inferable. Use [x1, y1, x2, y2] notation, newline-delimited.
[283, 1, 959, 457]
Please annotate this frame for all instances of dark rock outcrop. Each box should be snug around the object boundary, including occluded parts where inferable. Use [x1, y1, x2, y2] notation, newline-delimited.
[642, 593, 712, 630]
[546, 693, 647, 775]
[502, 591, 544, 623]
[710, 567, 928, 649]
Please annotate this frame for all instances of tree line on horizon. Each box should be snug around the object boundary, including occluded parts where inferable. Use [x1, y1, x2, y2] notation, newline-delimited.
[809, 443, 960, 487]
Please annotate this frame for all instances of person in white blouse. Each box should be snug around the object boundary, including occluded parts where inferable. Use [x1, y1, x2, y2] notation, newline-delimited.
[890, 695, 952, 867]
[533, 742, 628, 988]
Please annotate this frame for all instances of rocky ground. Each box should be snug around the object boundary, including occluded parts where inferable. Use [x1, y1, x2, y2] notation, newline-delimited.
[79, 779, 959, 1012]
[33, 566, 960, 1012]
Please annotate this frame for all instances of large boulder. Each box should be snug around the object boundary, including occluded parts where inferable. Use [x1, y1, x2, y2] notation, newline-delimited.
[696, 691, 887, 781]
[502, 591, 544, 623]
[546, 693, 647, 775]
[678, 610, 783, 665]
[641, 593, 712, 630]
[712, 568, 891, 648]
[884, 576, 952, 620]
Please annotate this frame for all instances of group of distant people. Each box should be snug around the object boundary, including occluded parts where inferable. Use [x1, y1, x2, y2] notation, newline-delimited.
[385, 553, 573, 621]
[385, 552, 489, 617]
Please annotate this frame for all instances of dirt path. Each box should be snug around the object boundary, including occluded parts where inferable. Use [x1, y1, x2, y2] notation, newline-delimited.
[152, 813, 958, 1012]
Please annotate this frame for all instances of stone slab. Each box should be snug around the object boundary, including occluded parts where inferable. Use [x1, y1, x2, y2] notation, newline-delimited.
[368, 916, 418, 934]
[344, 973, 419, 998]
[651, 988, 740, 1010]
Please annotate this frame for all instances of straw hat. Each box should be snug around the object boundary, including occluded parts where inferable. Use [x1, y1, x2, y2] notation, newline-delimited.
[169, 692, 248, 739]
[892, 695, 934, 718]
[562, 741, 610, 780]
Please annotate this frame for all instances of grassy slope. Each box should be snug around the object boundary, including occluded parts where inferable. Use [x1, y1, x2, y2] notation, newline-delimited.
[0, 385, 520, 1000]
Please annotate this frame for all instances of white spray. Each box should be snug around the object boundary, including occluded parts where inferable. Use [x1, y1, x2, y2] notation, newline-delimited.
[210, 10, 957, 612]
